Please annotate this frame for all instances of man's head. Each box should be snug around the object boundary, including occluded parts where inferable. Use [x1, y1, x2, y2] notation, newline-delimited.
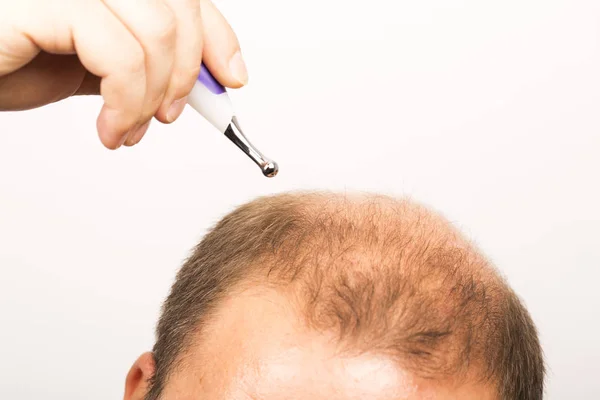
[124, 192, 544, 400]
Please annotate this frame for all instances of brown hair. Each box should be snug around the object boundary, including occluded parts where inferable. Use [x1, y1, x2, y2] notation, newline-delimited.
[146, 192, 544, 400]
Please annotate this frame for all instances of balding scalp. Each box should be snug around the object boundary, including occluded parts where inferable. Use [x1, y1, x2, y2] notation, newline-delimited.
[147, 192, 544, 400]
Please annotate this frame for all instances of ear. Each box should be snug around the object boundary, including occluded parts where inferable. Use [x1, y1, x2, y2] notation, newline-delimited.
[124, 352, 155, 400]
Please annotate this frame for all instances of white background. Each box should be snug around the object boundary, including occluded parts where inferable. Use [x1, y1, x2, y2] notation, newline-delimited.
[1, 0, 599, 398]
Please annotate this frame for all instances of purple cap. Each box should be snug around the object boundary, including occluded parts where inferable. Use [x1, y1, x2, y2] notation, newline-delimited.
[198, 63, 226, 95]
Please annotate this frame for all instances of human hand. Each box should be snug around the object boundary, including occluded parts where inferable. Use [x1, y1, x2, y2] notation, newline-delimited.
[0, 0, 248, 148]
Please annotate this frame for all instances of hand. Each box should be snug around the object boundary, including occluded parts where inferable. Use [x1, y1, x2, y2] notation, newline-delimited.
[0, 0, 248, 148]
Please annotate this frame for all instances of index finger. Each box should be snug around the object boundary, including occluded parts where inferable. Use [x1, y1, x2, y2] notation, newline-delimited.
[72, 1, 147, 148]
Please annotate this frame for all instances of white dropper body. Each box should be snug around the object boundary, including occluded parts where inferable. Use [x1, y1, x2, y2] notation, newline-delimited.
[186, 64, 278, 177]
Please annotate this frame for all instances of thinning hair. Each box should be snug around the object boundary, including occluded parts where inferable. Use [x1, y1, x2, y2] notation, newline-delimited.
[146, 192, 544, 400]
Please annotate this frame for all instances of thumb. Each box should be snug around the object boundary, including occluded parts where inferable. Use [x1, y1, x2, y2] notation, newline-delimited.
[200, 0, 248, 89]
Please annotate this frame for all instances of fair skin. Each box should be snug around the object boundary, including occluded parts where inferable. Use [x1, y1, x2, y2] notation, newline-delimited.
[125, 288, 497, 400]
[0, 0, 247, 149]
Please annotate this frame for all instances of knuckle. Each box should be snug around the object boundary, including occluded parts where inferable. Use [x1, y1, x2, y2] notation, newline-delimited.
[148, 9, 176, 44]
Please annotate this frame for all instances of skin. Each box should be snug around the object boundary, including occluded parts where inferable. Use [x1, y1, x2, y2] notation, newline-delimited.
[0, 0, 247, 148]
[124, 287, 497, 400]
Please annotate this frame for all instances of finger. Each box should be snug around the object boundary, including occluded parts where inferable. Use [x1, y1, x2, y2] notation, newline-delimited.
[154, 0, 203, 124]
[101, 0, 177, 128]
[200, 0, 248, 89]
[0, 53, 87, 110]
[72, 2, 148, 149]
[124, 119, 151, 147]
[7, 0, 147, 148]
[0, 10, 41, 76]
[0, 3, 83, 110]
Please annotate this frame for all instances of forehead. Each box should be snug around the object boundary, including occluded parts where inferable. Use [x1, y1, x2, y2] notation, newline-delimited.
[162, 288, 417, 400]
[228, 350, 416, 400]
[161, 288, 495, 400]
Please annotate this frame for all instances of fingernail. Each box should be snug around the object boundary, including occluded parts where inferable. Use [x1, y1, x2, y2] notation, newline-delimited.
[167, 97, 187, 123]
[229, 51, 248, 85]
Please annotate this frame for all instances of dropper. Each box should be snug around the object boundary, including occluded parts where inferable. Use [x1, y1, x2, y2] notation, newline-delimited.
[187, 63, 278, 177]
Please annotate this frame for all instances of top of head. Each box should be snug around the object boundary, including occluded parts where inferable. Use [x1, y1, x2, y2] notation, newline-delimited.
[146, 192, 544, 400]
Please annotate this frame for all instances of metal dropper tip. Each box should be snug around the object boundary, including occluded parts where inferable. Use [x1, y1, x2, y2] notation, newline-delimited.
[224, 116, 279, 178]
[262, 161, 279, 178]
